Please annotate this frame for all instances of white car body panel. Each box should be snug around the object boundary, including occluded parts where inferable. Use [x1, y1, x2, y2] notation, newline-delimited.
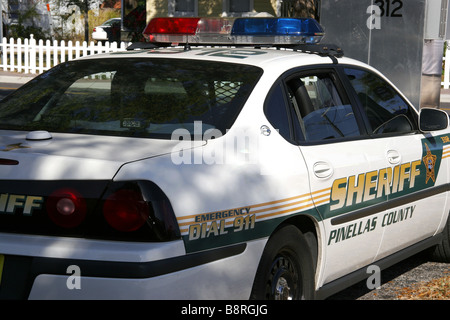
[0, 43, 448, 300]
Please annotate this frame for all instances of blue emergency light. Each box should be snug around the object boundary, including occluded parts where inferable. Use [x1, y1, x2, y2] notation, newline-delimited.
[142, 17, 325, 45]
[231, 18, 323, 36]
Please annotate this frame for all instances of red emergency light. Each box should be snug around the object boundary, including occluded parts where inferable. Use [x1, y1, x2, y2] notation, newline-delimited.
[144, 17, 200, 35]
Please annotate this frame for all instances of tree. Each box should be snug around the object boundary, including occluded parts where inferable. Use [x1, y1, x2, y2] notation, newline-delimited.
[55, 0, 98, 42]
[8, 3, 49, 40]
[283, 0, 318, 19]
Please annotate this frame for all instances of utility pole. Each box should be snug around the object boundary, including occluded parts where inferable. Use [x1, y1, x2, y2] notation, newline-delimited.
[0, 0, 3, 66]
[0, 0, 3, 41]
[47, 3, 54, 40]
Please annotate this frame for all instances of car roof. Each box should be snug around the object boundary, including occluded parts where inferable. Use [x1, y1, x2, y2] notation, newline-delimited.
[101, 18, 121, 24]
[79, 45, 370, 72]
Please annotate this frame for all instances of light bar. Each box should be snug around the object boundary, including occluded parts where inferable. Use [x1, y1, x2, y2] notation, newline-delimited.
[142, 17, 324, 45]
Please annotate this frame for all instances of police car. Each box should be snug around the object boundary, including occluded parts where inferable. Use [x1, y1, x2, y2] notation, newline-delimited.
[0, 17, 449, 300]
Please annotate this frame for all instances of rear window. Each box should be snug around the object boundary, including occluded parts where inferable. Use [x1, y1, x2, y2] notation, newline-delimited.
[0, 58, 262, 139]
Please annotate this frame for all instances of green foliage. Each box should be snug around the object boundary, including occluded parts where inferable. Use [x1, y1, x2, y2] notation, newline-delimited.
[8, 4, 50, 40]
[9, 24, 49, 41]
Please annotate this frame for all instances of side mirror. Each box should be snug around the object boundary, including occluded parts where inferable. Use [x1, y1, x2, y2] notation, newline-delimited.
[419, 108, 449, 132]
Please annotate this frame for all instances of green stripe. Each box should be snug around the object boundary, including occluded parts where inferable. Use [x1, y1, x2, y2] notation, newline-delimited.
[331, 183, 450, 225]
[182, 134, 450, 253]
[183, 210, 320, 253]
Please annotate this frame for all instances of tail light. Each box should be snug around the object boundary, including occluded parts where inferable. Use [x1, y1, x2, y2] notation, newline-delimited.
[46, 188, 87, 228]
[103, 189, 149, 232]
[38, 180, 180, 242]
[101, 181, 181, 241]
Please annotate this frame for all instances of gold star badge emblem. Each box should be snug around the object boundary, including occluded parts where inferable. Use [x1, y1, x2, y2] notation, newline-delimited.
[1, 143, 30, 152]
[423, 143, 437, 184]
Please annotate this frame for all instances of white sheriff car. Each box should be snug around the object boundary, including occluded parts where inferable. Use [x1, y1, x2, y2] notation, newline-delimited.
[0, 17, 449, 300]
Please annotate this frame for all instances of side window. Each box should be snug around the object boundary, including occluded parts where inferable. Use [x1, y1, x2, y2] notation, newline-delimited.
[168, 0, 197, 17]
[225, 0, 253, 16]
[264, 83, 304, 142]
[344, 68, 418, 135]
[287, 72, 361, 142]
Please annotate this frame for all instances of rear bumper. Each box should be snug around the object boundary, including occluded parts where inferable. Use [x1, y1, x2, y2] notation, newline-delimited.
[0, 234, 265, 299]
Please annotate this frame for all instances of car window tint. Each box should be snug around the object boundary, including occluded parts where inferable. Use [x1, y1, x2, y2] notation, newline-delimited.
[287, 73, 360, 142]
[0, 58, 262, 139]
[264, 83, 290, 139]
[264, 83, 304, 142]
[344, 67, 418, 135]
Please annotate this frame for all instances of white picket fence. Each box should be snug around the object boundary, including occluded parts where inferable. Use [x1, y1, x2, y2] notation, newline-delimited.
[2, 35, 450, 88]
[0, 35, 130, 74]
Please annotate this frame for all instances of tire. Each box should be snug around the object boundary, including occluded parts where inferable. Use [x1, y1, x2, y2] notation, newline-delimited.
[430, 215, 450, 262]
[250, 225, 315, 300]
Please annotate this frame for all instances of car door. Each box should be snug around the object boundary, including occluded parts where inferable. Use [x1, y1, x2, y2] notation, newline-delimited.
[343, 66, 450, 259]
[283, 67, 387, 286]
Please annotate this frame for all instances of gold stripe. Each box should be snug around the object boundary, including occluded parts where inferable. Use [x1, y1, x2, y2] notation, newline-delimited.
[439, 146, 450, 159]
[177, 187, 331, 222]
[0, 254, 4, 287]
[178, 188, 332, 233]
[177, 194, 306, 222]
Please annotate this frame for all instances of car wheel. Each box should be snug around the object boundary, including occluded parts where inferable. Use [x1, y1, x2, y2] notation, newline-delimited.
[250, 225, 315, 300]
[430, 215, 450, 262]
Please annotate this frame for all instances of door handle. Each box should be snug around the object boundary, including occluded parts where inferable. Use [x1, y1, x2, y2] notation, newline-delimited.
[313, 161, 333, 179]
[387, 150, 401, 165]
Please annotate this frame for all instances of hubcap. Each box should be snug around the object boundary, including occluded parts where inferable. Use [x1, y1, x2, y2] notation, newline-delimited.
[275, 277, 291, 300]
[268, 254, 299, 300]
